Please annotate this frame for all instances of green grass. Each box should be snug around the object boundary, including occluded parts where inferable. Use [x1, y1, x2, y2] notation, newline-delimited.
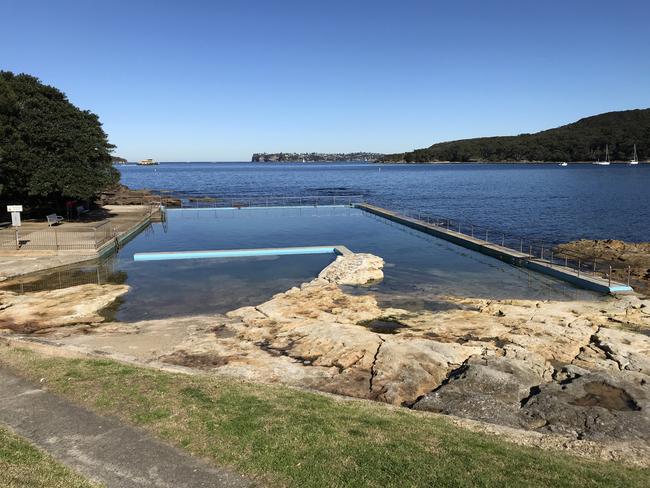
[1, 346, 648, 487]
[0, 425, 101, 488]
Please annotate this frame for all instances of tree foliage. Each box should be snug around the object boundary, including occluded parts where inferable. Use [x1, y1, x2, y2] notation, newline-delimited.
[383, 109, 650, 163]
[0, 71, 119, 207]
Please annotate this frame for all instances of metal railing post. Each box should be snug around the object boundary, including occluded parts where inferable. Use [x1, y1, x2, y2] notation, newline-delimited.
[485, 230, 489, 242]
[577, 259, 581, 277]
[520, 238, 523, 252]
[502, 234, 505, 247]
[628, 266, 631, 286]
[54, 229, 59, 251]
[15, 229, 19, 250]
[608, 266, 612, 287]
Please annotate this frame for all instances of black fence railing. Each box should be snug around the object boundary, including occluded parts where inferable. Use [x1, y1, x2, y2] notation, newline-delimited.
[386, 208, 633, 288]
[179, 195, 365, 208]
[0, 204, 160, 252]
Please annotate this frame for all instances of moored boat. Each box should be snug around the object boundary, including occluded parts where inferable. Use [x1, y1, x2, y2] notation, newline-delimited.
[593, 145, 611, 165]
[629, 144, 639, 165]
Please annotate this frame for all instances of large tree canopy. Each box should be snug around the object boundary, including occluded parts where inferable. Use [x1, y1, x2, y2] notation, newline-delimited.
[0, 71, 119, 206]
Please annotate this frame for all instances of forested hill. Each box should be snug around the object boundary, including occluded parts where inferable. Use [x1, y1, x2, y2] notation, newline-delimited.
[382, 109, 650, 163]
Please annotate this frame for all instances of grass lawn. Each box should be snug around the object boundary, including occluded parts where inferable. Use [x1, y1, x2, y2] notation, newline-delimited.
[0, 425, 101, 488]
[0, 346, 648, 487]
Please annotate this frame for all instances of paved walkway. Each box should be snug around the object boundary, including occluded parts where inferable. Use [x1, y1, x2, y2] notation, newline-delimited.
[0, 368, 254, 488]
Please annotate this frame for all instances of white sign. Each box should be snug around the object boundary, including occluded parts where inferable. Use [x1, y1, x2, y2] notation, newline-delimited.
[7, 205, 23, 212]
[11, 212, 21, 227]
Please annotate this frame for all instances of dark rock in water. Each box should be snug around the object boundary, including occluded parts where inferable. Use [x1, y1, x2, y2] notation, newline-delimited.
[188, 196, 218, 203]
[570, 381, 641, 411]
[359, 318, 407, 334]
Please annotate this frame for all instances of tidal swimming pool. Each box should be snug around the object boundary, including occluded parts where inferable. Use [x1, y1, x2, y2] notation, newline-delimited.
[5, 206, 597, 321]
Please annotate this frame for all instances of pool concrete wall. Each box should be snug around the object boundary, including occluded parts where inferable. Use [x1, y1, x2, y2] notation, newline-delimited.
[355, 203, 633, 295]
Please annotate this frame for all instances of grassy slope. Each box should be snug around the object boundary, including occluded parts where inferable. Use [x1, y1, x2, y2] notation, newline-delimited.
[0, 425, 101, 488]
[0, 346, 648, 488]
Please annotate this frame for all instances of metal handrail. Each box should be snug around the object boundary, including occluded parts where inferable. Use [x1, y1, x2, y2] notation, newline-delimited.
[392, 208, 633, 287]
[180, 194, 365, 208]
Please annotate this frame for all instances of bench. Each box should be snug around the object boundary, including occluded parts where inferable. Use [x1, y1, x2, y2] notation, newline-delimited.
[0, 221, 10, 228]
[46, 214, 64, 226]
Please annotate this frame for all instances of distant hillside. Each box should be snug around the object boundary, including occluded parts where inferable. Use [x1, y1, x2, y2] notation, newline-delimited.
[382, 109, 650, 163]
[252, 152, 384, 162]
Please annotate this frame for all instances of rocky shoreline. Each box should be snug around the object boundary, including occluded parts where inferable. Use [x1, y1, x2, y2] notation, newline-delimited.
[97, 184, 182, 207]
[1, 251, 649, 463]
[556, 239, 650, 296]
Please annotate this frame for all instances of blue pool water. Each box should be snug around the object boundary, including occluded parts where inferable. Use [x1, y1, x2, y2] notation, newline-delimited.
[6, 206, 596, 322]
[118, 162, 650, 245]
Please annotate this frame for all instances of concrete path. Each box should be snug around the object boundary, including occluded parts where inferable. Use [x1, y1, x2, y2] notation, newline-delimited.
[0, 368, 255, 488]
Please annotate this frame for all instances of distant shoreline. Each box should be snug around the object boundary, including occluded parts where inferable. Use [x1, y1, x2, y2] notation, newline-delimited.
[114, 160, 646, 165]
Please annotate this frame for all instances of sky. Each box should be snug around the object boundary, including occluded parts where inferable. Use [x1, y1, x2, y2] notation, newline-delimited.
[2, 0, 649, 161]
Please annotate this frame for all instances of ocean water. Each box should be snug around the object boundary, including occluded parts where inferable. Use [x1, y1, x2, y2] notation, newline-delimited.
[118, 162, 650, 245]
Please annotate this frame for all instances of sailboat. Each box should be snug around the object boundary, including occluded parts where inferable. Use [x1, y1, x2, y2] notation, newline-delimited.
[559, 162, 568, 167]
[629, 144, 639, 165]
[594, 145, 611, 165]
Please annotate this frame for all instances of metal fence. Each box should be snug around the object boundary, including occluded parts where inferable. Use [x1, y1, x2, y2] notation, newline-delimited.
[0, 220, 115, 251]
[387, 208, 633, 288]
[180, 194, 365, 208]
[0, 204, 159, 252]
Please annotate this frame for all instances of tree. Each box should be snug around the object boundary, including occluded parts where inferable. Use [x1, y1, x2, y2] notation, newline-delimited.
[0, 71, 119, 209]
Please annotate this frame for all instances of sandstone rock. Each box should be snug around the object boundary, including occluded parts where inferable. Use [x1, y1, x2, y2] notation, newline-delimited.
[18, 250, 650, 445]
[370, 339, 482, 405]
[0, 284, 129, 332]
[317, 253, 384, 285]
[592, 326, 650, 375]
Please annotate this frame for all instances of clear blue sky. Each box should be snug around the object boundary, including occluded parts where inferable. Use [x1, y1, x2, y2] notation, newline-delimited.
[2, 0, 649, 161]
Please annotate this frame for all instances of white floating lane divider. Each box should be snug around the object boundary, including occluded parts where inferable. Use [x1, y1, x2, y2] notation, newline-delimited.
[133, 245, 352, 262]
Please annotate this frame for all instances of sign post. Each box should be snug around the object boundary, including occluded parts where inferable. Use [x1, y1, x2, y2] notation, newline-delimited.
[7, 205, 23, 227]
